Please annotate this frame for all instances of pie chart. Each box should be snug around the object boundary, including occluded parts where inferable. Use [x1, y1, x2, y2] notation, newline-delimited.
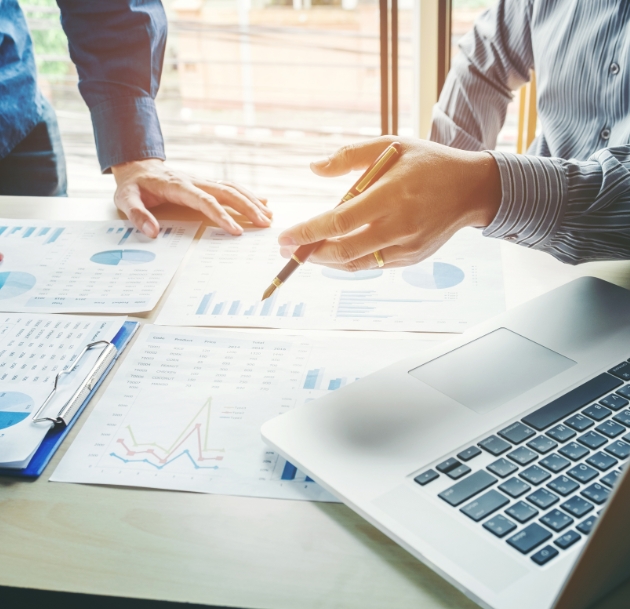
[0, 271, 36, 300]
[321, 268, 383, 281]
[402, 262, 465, 289]
[0, 391, 34, 430]
[90, 249, 156, 266]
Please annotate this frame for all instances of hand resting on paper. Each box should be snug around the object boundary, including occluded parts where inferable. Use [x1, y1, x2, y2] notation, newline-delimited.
[111, 159, 273, 238]
[278, 137, 502, 271]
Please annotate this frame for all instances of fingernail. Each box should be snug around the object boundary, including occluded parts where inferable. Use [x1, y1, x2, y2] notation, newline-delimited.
[279, 247, 292, 259]
[142, 221, 157, 237]
[278, 235, 296, 246]
[311, 158, 329, 167]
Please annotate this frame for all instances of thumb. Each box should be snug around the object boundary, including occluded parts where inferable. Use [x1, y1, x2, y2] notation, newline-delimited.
[310, 137, 396, 177]
[114, 184, 160, 239]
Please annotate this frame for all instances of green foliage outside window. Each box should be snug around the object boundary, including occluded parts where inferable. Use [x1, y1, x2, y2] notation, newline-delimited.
[23, 0, 70, 76]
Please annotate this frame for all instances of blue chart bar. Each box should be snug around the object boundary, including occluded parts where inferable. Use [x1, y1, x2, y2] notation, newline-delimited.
[260, 291, 277, 316]
[118, 227, 133, 245]
[22, 227, 35, 238]
[228, 300, 241, 315]
[195, 293, 215, 315]
[305, 476, 314, 483]
[292, 303, 305, 317]
[116, 227, 124, 233]
[37, 227, 50, 236]
[276, 303, 289, 317]
[46, 227, 64, 244]
[0, 227, 6, 237]
[9, 227, 21, 235]
[244, 304, 257, 316]
[281, 461, 298, 481]
[107, 227, 114, 233]
[163, 227, 172, 238]
[212, 302, 226, 315]
[304, 368, 324, 390]
[328, 377, 346, 391]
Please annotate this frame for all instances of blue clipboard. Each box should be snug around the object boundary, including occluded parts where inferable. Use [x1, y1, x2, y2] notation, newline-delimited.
[0, 320, 139, 478]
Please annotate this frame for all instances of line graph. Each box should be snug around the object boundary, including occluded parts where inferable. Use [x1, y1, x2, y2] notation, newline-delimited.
[110, 397, 224, 471]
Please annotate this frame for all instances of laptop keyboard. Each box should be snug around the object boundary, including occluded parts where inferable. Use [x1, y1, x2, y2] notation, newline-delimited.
[413, 364, 630, 567]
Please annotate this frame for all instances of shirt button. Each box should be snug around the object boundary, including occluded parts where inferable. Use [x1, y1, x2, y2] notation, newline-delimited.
[610, 62, 620, 75]
[601, 128, 611, 140]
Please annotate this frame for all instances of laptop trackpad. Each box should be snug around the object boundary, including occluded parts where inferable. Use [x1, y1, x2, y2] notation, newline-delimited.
[408, 328, 575, 415]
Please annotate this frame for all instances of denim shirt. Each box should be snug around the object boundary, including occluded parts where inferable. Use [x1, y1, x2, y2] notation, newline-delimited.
[0, 0, 167, 172]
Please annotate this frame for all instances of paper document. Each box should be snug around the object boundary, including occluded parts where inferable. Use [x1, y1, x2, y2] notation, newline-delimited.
[0, 220, 199, 313]
[52, 326, 440, 501]
[157, 227, 504, 332]
[0, 314, 126, 468]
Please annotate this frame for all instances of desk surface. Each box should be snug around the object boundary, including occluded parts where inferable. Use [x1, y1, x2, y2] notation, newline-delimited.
[1, 196, 630, 609]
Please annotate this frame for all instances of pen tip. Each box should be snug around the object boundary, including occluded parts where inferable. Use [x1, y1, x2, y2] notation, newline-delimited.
[261, 284, 276, 301]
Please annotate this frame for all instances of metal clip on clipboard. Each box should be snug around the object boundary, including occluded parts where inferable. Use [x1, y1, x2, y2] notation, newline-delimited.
[31, 340, 118, 427]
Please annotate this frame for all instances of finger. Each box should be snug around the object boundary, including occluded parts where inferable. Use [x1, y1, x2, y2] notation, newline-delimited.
[114, 184, 160, 238]
[318, 245, 409, 273]
[175, 183, 244, 235]
[199, 182, 271, 227]
[0, 252, 4, 262]
[310, 136, 397, 177]
[277, 194, 384, 246]
[218, 181, 272, 215]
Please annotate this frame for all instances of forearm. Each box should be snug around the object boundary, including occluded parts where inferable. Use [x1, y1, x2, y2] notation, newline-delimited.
[484, 147, 630, 263]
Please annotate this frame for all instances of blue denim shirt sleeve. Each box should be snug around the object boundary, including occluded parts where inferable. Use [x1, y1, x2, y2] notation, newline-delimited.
[57, 0, 168, 173]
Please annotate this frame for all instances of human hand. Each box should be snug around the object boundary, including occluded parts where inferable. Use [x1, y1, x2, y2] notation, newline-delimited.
[278, 137, 501, 270]
[111, 159, 272, 237]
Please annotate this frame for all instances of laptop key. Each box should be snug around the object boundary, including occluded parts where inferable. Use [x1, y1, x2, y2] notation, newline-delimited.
[414, 469, 439, 486]
[498, 422, 535, 444]
[531, 545, 559, 565]
[558, 442, 590, 461]
[539, 453, 571, 473]
[527, 488, 559, 510]
[438, 470, 497, 507]
[506, 501, 539, 523]
[507, 523, 552, 554]
[583, 403, 612, 421]
[436, 457, 460, 473]
[447, 464, 471, 480]
[612, 410, 630, 427]
[522, 373, 621, 431]
[457, 446, 482, 462]
[581, 483, 610, 505]
[527, 436, 558, 454]
[616, 385, 630, 400]
[600, 470, 621, 488]
[564, 414, 594, 432]
[487, 458, 518, 478]
[605, 440, 630, 460]
[508, 446, 538, 466]
[561, 495, 594, 518]
[546, 425, 576, 443]
[460, 489, 509, 522]
[595, 420, 625, 439]
[520, 465, 551, 485]
[540, 508, 573, 532]
[609, 361, 630, 381]
[586, 452, 618, 471]
[567, 463, 599, 483]
[498, 477, 531, 498]
[554, 530, 581, 550]
[577, 431, 607, 450]
[600, 394, 628, 411]
[547, 475, 579, 496]
[478, 435, 511, 456]
[483, 514, 517, 538]
[577, 515, 597, 535]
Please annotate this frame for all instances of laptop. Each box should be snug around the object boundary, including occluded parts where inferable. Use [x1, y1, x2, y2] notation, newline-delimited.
[262, 277, 630, 609]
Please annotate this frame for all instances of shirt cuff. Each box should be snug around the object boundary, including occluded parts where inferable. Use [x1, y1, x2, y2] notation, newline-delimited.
[90, 97, 165, 173]
[482, 151, 568, 249]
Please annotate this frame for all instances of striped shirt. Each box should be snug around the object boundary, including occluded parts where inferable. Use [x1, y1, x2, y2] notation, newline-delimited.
[430, 0, 630, 264]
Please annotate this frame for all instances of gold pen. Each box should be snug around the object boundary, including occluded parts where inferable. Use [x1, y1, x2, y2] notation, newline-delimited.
[262, 142, 402, 300]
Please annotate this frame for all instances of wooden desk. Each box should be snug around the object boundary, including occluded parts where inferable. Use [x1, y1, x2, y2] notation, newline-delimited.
[1, 196, 629, 609]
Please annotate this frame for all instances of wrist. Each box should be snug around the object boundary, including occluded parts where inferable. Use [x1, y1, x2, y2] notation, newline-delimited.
[465, 151, 502, 228]
[111, 158, 163, 179]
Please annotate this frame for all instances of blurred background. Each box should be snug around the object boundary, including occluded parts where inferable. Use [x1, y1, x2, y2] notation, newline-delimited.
[24, 0, 513, 203]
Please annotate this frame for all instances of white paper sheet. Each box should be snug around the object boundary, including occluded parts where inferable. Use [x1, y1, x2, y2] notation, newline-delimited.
[156, 226, 505, 332]
[0, 314, 126, 468]
[51, 325, 441, 501]
[0, 220, 199, 313]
